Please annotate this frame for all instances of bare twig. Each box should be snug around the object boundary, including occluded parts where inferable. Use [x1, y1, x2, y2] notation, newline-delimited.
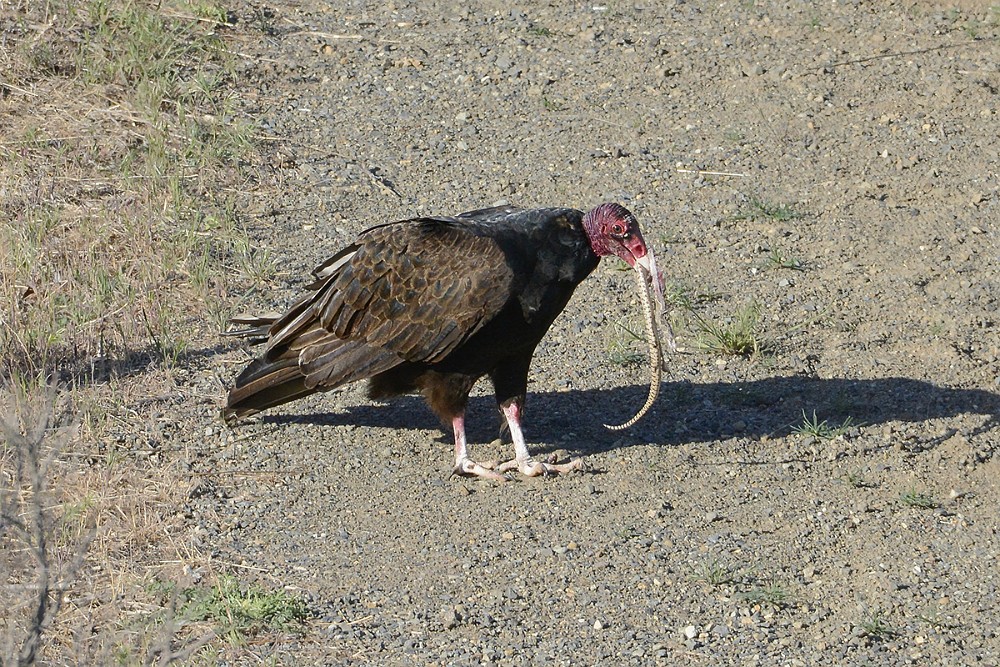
[0, 385, 90, 667]
[287, 30, 364, 40]
[0, 81, 39, 97]
[143, 587, 217, 667]
[676, 168, 748, 178]
[823, 37, 999, 69]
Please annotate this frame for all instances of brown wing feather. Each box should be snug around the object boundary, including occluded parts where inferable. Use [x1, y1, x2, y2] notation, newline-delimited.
[231, 218, 514, 412]
[306, 219, 513, 364]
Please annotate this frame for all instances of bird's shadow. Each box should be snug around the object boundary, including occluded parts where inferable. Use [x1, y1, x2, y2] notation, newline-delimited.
[262, 375, 1000, 456]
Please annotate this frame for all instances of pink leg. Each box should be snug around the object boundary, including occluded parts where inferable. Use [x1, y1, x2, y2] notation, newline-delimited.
[495, 400, 584, 477]
[451, 413, 508, 481]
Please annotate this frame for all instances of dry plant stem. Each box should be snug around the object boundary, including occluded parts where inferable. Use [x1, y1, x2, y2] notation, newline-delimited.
[1, 404, 51, 667]
[676, 168, 747, 178]
[1, 390, 90, 667]
[604, 266, 662, 430]
[143, 588, 217, 667]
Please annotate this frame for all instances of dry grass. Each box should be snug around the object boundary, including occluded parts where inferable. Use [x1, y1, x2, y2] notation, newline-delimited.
[1, 1, 271, 663]
[1, 385, 218, 664]
[1, 0, 259, 382]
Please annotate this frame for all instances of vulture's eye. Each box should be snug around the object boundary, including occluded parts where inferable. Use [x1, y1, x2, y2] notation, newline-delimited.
[610, 222, 627, 237]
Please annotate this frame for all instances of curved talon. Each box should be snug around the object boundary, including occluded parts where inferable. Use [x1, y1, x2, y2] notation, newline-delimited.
[558, 457, 587, 474]
[496, 456, 586, 477]
[452, 457, 510, 481]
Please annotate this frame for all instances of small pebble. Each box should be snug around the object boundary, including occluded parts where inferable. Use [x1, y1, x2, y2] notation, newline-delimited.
[441, 607, 459, 629]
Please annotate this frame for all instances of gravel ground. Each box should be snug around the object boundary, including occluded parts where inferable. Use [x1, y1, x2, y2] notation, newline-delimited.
[177, 1, 999, 664]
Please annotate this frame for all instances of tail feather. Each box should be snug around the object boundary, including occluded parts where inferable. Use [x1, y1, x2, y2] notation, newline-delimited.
[223, 355, 313, 423]
[222, 246, 401, 423]
[222, 312, 283, 343]
[224, 334, 403, 424]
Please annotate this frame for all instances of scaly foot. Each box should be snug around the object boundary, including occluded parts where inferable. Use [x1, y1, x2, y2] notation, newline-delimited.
[451, 413, 509, 481]
[452, 456, 509, 481]
[496, 452, 586, 477]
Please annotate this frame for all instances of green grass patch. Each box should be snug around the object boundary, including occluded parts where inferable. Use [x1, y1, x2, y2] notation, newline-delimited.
[0, 0, 259, 382]
[791, 410, 861, 440]
[899, 489, 939, 509]
[0, 3, 278, 665]
[184, 576, 311, 642]
[692, 559, 735, 587]
[692, 301, 766, 357]
[856, 611, 899, 640]
[738, 583, 792, 609]
[734, 197, 804, 223]
[606, 317, 647, 367]
[660, 282, 724, 311]
[762, 247, 807, 271]
[845, 471, 876, 489]
[152, 575, 311, 645]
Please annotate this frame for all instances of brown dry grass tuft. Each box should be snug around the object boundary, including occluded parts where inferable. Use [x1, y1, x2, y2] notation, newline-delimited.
[1, 0, 259, 383]
[1, 1, 267, 663]
[1, 384, 217, 664]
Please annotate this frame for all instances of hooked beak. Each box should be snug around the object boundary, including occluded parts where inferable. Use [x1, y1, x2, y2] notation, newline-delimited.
[634, 252, 665, 317]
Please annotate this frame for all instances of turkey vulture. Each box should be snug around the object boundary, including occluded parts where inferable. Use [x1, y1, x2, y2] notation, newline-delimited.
[224, 203, 668, 480]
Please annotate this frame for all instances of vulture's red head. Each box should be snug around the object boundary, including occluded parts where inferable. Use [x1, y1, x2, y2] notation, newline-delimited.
[583, 203, 666, 309]
[583, 203, 648, 265]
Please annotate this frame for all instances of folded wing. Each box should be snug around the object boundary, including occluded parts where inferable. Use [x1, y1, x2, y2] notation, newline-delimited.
[224, 216, 515, 419]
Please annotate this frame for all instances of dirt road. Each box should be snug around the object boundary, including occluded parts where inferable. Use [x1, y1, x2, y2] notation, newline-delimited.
[190, 2, 1000, 664]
